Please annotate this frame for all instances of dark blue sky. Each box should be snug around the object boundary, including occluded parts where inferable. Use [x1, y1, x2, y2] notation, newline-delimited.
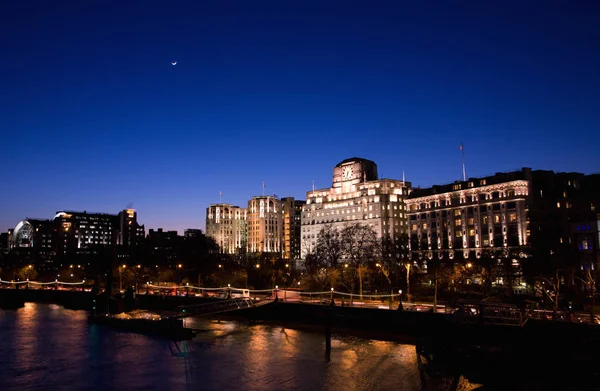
[1, 0, 599, 233]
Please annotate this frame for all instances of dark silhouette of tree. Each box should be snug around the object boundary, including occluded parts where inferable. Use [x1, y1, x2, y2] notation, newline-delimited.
[340, 223, 381, 298]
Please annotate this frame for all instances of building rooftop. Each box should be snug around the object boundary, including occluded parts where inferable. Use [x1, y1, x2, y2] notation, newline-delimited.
[335, 157, 376, 167]
[409, 168, 531, 199]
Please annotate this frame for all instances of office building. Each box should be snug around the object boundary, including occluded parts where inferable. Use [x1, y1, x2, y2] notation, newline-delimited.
[247, 196, 283, 254]
[301, 157, 411, 258]
[205, 204, 247, 254]
[282, 197, 305, 261]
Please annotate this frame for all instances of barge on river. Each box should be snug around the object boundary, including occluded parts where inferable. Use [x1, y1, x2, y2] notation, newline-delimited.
[88, 310, 194, 340]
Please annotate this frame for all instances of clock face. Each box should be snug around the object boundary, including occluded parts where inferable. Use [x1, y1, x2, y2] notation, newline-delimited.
[342, 166, 352, 180]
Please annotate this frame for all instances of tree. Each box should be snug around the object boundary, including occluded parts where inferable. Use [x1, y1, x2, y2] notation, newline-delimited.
[340, 223, 381, 298]
[17, 265, 38, 281]
[575, 266, 597, 322]
[314, 224, 343, 268]
[535, 270, 563, 320]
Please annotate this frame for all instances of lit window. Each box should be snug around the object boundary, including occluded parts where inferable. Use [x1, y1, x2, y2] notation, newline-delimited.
[509, 213, 517, 222]
[455, 219, 462, 226]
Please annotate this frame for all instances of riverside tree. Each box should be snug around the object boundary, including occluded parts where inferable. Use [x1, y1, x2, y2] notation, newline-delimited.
[340, 223, 381, 299]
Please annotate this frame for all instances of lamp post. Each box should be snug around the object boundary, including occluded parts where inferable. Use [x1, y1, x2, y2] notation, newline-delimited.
[330, 287, 335, 306]
[275, 285, 279, 302]
[119, 264, 126, 291]
[397, 289, 403, 311]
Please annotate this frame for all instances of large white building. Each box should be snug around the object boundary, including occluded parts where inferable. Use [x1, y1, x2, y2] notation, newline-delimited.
[300, 157, 411, 258]
[205, 204, 247, 254]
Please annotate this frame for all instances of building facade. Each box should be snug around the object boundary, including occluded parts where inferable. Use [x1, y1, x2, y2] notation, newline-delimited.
[301, 157, 411, 258]
[406, 170, 530, 262]
[247, 196, 283, 254]
[406, 168, 600, 286]
[9, 209, 144, 261]
[205, 204, 247, 254]
[282, 197, 305, 261]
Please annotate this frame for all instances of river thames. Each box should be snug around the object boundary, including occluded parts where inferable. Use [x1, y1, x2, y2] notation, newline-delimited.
[0, 303, 484, 391]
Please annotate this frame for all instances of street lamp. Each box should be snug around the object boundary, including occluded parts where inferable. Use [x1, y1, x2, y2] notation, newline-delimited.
[119, 265, 126, 291]
[398, 289, 403, 311]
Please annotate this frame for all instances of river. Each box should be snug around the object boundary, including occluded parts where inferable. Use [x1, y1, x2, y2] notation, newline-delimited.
[0, 303, 481, 391]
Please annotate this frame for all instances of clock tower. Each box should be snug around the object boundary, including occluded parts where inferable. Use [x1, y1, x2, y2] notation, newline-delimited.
[332, 157, 378, 189]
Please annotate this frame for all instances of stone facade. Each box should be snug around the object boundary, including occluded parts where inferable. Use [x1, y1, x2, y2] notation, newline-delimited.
[301, 158, 410, 258]
[247, 196, 283, 253]
[205, 204, 247, 254]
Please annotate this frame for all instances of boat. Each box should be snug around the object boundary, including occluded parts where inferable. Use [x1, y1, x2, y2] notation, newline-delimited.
[88, 310, 195, 340]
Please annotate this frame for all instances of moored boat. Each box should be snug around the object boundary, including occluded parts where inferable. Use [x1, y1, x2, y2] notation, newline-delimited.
[88, 311, 194, 340]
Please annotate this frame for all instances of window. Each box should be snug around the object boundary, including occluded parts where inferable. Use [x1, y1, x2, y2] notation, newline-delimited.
[483, 216, 489, 224]
[411, 224, 417, 231]
[454, 209, 461, 216]
[494, 215, 501, 224]
[456, 231, 462, 237]
[557, 202, 561, 208]
[422, 223, 428, 230]
[468, 218, 474, 225]
[582, 239, 590, 250]
[469, 229, 475, 236]
[509, 213, 517, 222]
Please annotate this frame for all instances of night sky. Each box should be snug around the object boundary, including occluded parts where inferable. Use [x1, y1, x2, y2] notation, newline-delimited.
[1, 1, 599, 234]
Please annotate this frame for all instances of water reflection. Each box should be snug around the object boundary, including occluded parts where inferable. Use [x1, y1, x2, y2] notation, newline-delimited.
[0, 304, 485, 391]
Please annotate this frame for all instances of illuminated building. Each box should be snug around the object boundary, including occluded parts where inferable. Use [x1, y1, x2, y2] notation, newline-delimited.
[205, 204, 247, 254]
[281, 197, 305, 262]
[118, 209, 145, 251]
[406, 170, 530, 264]
[8, 219, 54, 260]
[406, 168, 600, 287]
[9, 209, 144, 261]
[301, 157, 411, 258]
[247, 196, 283, 254]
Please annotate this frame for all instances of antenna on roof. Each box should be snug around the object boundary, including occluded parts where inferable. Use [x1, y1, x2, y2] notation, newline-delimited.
[219, 191, 222, 203]
[312, 180, 315, 192]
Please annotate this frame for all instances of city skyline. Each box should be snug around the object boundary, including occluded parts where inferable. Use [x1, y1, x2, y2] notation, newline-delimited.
[2, 1, 599, 234]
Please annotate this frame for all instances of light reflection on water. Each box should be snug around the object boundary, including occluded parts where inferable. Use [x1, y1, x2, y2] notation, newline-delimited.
[0, 304, 479, 391]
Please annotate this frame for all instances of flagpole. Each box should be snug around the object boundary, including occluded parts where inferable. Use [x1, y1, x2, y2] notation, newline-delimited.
[219, 191, 222, 203]
[461, 143, 467, 181]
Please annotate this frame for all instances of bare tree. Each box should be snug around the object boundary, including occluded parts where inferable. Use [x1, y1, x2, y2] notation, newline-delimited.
[340, 223, 381, 298]
[315, 224, 343, 268]
[535, 269, 563, 320]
